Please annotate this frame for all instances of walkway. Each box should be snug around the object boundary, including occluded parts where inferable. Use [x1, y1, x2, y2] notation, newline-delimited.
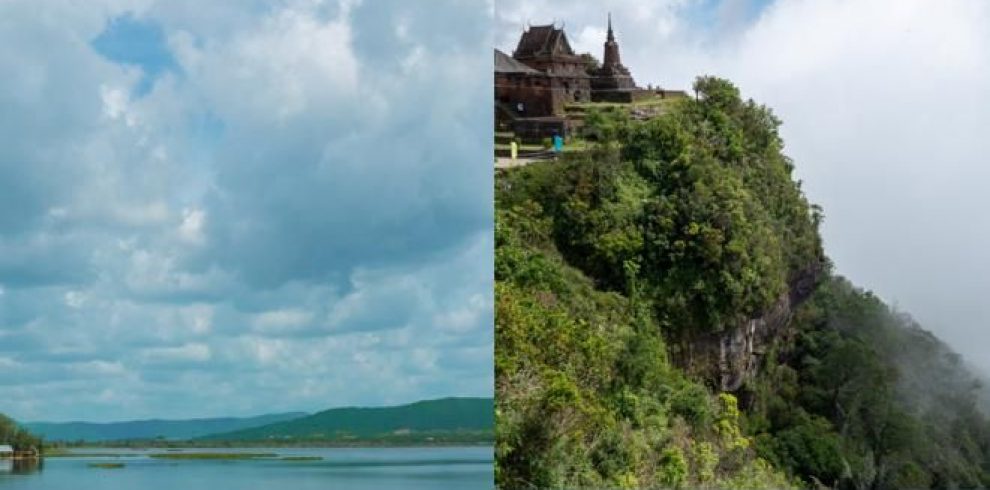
[494, 150, 557, 169]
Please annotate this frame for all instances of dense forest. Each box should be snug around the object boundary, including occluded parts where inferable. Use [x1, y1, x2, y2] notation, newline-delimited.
[0, 413, 43, 452]
[494, 77, 990, 489]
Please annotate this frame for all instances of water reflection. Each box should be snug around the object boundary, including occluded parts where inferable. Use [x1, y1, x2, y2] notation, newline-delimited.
[0, 447, 492, 489]
[0, 458, 43, 475]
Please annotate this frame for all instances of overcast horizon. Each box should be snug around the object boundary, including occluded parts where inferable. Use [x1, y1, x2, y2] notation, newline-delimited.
[497, 0, 990, 376]
[0, 0, 494, 423]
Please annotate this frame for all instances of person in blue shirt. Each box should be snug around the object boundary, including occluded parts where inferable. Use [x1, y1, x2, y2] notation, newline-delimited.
[552, 133, 563, 154]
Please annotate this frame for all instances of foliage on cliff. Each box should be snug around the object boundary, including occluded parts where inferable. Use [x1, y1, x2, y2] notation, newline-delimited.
[511, 77, 824, 335]
[747, 276, 990, 489]
[495, 201, 792, 488]
[495, 76, 817, 488]
[495, 77, 990, 489]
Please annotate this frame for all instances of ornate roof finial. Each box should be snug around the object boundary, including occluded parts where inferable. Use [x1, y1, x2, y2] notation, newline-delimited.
[607, 12, 614, 42]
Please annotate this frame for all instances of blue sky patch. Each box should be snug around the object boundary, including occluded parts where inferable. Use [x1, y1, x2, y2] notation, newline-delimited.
[683, 0, 774, 34]
[91, 13, 179, 96]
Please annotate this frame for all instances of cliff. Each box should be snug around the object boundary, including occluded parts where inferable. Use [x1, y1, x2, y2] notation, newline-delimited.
[495, 77, 822, 488]
[496, 76, 990, 489]
[681, 264, 823, 392]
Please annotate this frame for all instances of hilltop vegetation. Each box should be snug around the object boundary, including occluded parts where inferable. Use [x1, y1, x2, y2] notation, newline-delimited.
[495, 77, 990, 489]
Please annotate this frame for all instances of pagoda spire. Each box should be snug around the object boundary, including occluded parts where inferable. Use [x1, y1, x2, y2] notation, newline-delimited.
[603, 13, 621, 68]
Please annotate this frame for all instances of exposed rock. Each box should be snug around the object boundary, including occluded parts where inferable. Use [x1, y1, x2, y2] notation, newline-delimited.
[677, 264, 823, 391]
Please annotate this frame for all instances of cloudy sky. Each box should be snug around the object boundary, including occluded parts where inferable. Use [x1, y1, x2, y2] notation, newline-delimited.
[498, 0, 990, 373]
[0, 0, 493, 422]
[4, 0, 989, 424]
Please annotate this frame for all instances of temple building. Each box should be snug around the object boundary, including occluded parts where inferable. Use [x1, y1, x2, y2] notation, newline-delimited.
[495, 22, 594, 119]
[495, 15, 675, 141]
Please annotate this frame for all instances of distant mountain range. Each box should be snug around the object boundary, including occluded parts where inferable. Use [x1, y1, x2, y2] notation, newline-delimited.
[26, 412, 307, 442]
[197, 397, 494, 442]
[26, 397, 494, 443]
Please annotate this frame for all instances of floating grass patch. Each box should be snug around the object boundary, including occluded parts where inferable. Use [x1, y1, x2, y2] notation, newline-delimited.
[47, 453, 136, 458]
[280, 456, 323, 461]
[149, 452, 277, 460]
[89, 462, 125, 469]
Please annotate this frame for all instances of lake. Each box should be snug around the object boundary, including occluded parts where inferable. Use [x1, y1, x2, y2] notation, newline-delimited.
[0, 446, 493, 489]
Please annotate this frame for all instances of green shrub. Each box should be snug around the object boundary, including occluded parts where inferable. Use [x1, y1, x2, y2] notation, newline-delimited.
[657, 447, 688, 488]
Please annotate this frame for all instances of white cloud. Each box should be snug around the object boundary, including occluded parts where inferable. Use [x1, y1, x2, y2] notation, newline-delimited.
[0, 0, 493, 421]
[64, 290, 87, 308]
[100, 84, 134, 123]
[251, 308, 314, 333]
[177, 207, 206, 245]
[172, 4, 361, 126]
[182, 304, 214, 335]
[140, 343, 212, 364]
[433, 294, 490, 334]
[69, 360, 127, 377]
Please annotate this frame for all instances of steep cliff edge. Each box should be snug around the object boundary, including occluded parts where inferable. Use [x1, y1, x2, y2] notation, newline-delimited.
[496, 77, 823, 488]
[680, 292, 794, 392]
[681, 264, 823, 392]
[496, 76, 990, 489]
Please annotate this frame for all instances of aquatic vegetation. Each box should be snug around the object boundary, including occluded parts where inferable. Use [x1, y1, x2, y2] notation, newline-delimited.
[149, 452, 278, 460]
[46, 452, 138, 458]
[88, 462, 125, 469]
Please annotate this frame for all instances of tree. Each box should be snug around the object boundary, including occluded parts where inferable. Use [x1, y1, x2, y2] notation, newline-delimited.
[0, 413, 42, 452]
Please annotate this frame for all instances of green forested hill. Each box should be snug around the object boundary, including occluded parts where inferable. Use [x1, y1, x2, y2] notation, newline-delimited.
[495, 77, 990, 489]
[198, 397, 493, 442]
[25, 412, 307, 442]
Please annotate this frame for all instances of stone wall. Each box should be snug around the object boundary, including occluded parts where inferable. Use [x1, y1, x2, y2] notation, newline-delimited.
[496, 73, 590, 118]
[496, 72, 555, 118]
[511, 117, 570, 143]
[590, 88, 654, 103]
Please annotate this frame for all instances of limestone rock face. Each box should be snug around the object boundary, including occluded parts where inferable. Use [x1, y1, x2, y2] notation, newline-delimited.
[678, 265, 822, 392]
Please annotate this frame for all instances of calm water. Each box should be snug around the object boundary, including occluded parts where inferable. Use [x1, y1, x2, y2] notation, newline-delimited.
[0, 446, 493, 489]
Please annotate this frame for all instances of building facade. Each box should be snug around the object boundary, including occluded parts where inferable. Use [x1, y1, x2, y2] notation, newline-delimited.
[495, 24, 591, 121]
[495, 16, 650, 140]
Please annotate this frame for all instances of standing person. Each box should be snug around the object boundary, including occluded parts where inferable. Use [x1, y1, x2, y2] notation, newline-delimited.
[510, 139, 518, 162]
[552, 133, 563, 154]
